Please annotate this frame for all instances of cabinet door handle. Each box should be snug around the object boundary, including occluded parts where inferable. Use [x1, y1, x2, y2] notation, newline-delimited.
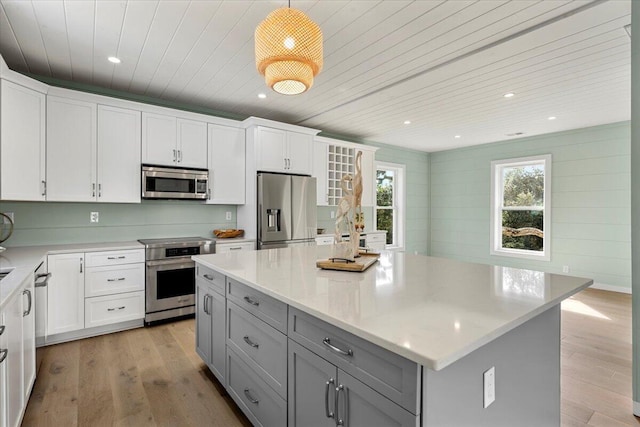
[177, 150, 182, 162]
[0, 349, 7, 364]
[243, 296, 260, 306]
[173, 149, 177, 162]
[41, 180, 46, 196]
[243, 388, 259, 405]
[92, 183, 96, 197]
[23, 289, 32, 317]
[0, 325, 5, 336]
[98, 183, 102, 198]
[336, 384, 347, 426]
[323, 338, 353, 357]
[35, 272, 52, 288]
[325, 378, 335, 419]
[207, 188, 211, 200]
[243, 335, 259, 348]
[80, 258, 83, 273]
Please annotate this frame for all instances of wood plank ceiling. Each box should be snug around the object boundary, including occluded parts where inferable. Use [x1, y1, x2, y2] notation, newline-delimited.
[0, 0, 631, 152]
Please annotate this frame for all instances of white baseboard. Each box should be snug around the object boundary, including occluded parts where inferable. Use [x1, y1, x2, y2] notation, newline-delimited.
[634, 401, 640, 416]
[589, 282, 631, 294]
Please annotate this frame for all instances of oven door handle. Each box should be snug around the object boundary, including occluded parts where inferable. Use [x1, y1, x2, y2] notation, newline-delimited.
[145, 259, 195, 268]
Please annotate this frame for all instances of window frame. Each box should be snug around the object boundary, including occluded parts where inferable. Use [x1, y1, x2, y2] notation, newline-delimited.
[374, 161, 405, 250]
[490, 154, 552, 261]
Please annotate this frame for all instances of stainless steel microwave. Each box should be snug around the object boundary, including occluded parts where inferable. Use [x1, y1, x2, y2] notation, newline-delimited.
[141, 165, 208, 200]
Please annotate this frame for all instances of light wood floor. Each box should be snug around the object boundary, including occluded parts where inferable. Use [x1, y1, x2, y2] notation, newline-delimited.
[22, 288, 640, 426]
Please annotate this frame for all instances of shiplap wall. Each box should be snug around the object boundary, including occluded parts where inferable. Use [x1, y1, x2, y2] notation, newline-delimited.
[1, 201, 236, 247]
[430, 122, 631, 291]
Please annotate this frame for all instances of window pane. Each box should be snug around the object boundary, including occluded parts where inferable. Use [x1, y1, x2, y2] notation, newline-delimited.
[377, 169, 394, 207]
[501, 210, 543, 251]
[377, 209, 394, 244]
[502, 164, 544, 207]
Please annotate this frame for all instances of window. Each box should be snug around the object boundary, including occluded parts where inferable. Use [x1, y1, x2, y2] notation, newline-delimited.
[375, 162, 405, 249]
[490, 155, 551, 261]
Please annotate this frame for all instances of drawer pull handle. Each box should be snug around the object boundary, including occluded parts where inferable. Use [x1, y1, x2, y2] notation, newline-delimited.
[107, 306, 126, 312]
[323, 338, 353, 357]
[0, 349, 7, 364]
[336, 384, 347, 426]
[229, 247, 241, 251]
[243, 296, 260, 306]
[0, 326, 4, 336]
[203, 274, 214, 281]
[107, 277, 126, 282]
[243, 388, 259, 405]
[107, 256, 126, 260]
[325, 378, 335, 419]
[243, 336, 259, 348]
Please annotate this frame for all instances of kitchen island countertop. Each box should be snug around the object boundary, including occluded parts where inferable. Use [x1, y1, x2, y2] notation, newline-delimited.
[193, 245, 592, 370]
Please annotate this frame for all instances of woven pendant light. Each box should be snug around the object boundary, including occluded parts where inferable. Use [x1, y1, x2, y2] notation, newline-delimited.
[255, 6, 323, 95]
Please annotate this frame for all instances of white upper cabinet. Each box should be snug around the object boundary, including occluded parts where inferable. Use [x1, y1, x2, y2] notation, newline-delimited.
[97, 105, 141, 203]
[360, 148, 376, 207]
[0, 79, 46, 201]
[254, 126, 313, 174]
[207, 124, 245, 205]
[46, 96, 97, 202]
[177, 118, 208, 169]
[313, 140, 328, 206]
[142, 112, 207, 169]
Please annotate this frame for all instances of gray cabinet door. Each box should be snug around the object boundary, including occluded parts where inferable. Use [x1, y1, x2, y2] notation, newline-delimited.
[195, 281, 211, 366]
[288, 339, 337, 427]
[209, 289, 226, 386]
[336, 370, 419, 427]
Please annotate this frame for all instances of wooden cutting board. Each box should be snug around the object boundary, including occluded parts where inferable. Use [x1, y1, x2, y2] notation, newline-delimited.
[316, 252, 380, 272]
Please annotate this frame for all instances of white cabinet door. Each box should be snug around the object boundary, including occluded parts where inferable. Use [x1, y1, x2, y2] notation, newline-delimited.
[255, 126, 287, 172]
[360, 149, 375, 207]
[142, 112, 177, 166]
[97, 105, 141, 203]
[46, 96, 97, 201]
[21, 278, 35, 404]
[313, 141, 328, 206]
[47, 253, 85, 335]
[0, 80, 46, 201]
[177, 118, 207, 169]
[287, 132, 313, 175]
[207, 124, 245, 204]
[4, 289, 23, 427]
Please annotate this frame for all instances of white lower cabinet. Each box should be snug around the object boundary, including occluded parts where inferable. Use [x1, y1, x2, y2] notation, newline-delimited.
[366, 232, 386, 252]
[196, 278, 226, 386]
[215, 241, 255, 253]
[0, 275, 36, 427]
[46, 248, 145, 342]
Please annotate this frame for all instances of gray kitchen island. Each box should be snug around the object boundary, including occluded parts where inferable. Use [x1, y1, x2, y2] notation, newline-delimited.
[193, 246, 592, 427]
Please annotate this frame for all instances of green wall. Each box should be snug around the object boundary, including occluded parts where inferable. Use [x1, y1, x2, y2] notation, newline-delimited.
[0, 200, 236, 247]
[630, 0, 639, 409]
[430, 122, 631, 290]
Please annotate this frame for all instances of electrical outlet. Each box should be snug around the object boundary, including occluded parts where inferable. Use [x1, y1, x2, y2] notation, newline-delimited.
[562, 265, 570, 274]
[226, 211, 232, 221]
[483, 367, 495, 408]
[330, 211, 335, 219]
[90, 212, 99, 223]
[2, 212, 14, 223]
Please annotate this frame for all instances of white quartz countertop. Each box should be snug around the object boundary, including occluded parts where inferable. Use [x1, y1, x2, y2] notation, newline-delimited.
[0, 241, 143, 309]
[193, 246, 592, 371]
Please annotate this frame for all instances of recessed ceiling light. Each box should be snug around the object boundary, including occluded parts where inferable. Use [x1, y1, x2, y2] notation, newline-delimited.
[107, 56, 121, 64]
[548, 116, 556, 120]
[258, 93, 267, 99]
[454, 135, 461, 139]
[503, 92, 515, 98]
[403, 120, 411, 125]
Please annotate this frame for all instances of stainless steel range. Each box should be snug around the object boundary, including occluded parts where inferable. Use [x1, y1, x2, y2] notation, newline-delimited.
[139, 237, 214, 325]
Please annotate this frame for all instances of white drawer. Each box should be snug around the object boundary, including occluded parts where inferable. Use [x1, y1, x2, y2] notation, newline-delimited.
[84, 291, 145, 328]
[227, 347, 287, 427]
[216, 242, 255, 253]
[366, 233, 386, 243]
[85, 263, 145, 297]
[315, 235, 334, 246]
[85, 249, 144, 267]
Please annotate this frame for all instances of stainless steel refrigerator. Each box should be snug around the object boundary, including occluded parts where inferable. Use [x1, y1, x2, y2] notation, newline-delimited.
[257, 173, 317, 249]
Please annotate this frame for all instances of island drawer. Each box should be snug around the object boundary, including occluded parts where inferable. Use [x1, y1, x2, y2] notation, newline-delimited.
[85, 249, 144, 267]
[196, 265, 225, 295]
[227, 278, 287, 333]
[84, 291, 144, 328]
[227, 347, 287, 427]
[85, 263, 145, 297]
[227, 301, 287, 399]
[288, 307, 421, 414]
